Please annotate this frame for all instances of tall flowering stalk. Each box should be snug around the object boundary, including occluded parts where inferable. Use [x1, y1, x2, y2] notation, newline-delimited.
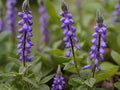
[0, 0, 5, 33]
[60, 0, 80, 71]
[38, 0, 49, 45]
[5, 0, 17, 37]
[51, 65, 65, 90]
[112, 0, 120, 22]
[17, 0, 33, 67]
[83, 11, 107, 77]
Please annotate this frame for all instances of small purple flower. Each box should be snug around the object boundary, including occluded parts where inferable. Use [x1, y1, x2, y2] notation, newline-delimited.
[83, 11, 107, 71]
[60, 1, 80, 57]
[5, 0, 17, 34]
[51, 65, 65, 90]
[51, 75, 65, 90]
[17, 0, 33, 66]
[112, 0, 120, 22]
[38, 0, 49, 45]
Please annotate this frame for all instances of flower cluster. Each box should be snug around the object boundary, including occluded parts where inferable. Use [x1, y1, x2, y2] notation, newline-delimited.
[83, 15, 107, 71]
[39, 1, 49, 45]
[60, 2, 80, 57]
[51, 65, 65, 90]
[5, 0, 17, 32]
[17, 0, 33, 65]
[112, 0, 120, 22]
[51, 75, 65, 90]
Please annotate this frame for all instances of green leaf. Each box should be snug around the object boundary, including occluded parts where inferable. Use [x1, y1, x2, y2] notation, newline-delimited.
[111, 50, 120, 65]
[63, 60, 76, 73]
[39, 84, 50, 90]
[0, 31, 10, 42]
[53, 56, 71, 64]
[19, 66, 26, 74]
[46, 49, 63, 56]
[114, 81, 120, 90]
[84, 78, 95, 87]
[79, 70, 91, 79]
[68, 77, 82, 87]
[72, 86, 88, 90]
[31, 62, 42, 74]
[44, 0, 59, 24]
[95, 62, 119, 83]
[23, 77, 39, 88]
[40, 74, 55, 84]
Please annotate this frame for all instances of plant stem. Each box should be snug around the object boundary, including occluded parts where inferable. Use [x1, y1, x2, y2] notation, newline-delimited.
[92, 65, 96, 78]
[23, 31, 27, 67]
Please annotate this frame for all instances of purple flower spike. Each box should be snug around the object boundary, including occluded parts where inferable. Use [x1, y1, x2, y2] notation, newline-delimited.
[83, 11, 107, 71]
[38, 0, 49, 45]
[5, 0, 17, 35]
[60, 1, 80, 57]
[17, 0, 33, 66]
[112, 0, 120, 22]
[51, 65, 65, 90]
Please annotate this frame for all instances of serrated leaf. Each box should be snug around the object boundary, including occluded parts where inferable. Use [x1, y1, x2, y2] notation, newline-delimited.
[40, 74, 55, 84]
[84, 78, 95, 87]
[111, 50, 120, 65]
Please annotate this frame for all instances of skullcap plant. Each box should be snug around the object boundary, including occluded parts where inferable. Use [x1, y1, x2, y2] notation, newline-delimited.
[17, 0, 34, 66]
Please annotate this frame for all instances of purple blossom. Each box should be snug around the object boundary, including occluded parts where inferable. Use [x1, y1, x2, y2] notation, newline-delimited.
[5, 0, 17, 34]
[51, 65, 65, 90]
[60, 2, 80, 57]
[112, 0, 120, 22]
[83, 12, 107, 71]
[39, 1, 49, 45]
[17, 0, 33, 66]
[51, 75, 65, 90]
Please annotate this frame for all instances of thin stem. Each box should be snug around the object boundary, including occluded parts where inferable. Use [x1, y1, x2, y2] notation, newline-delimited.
[70, 37, 78, 70]
[67, 25, 79, 75]
[92, 65, 96, 78]
[92, 34, 101, 78]
[23, 31, 27, 67]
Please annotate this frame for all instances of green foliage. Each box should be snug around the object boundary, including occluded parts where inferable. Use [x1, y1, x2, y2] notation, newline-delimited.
[0, 0, 120, 90]
[95, 62, 119, 83]
[114, 81, 120, 90]
[111, 50, 120, 65]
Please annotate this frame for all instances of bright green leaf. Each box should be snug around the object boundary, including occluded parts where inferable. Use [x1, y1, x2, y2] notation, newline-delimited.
[84, 78, 95, 87]
[95, 62, 119, 83]
[111, 50, 120, 65]
[40, 74, 55, 84]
